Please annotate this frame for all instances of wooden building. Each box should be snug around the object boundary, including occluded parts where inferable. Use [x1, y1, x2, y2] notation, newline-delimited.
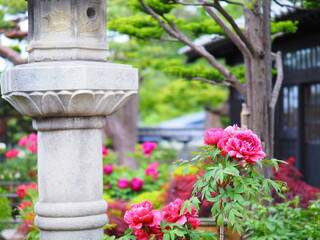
[183, 9, 320, 188]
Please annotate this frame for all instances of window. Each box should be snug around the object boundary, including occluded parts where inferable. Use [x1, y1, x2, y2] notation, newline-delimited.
[305, 83, 320, 143]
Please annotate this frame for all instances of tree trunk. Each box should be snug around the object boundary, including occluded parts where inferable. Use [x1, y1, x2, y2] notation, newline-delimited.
[244, 0, 273, 177]
[103, 95, 138, 169]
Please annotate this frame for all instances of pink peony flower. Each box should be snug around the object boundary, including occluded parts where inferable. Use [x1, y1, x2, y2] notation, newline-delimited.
[148, 162, 160, 169]
[28, 133, 38, 144]
[18, 136, 29, 147]
[145, 167, 159, 180]
[16, 185, 28, 199]
[142, 142, 157, 156]
[19, 201, 32, 210]
[162, 199, 199, 226]
[5, 149, 19, 159]
[124, 201, 162, 230]
[217, 137, 229, 156]
[118, 178, 130, 188]
[28, 143, 37, 153]
[27, 183, 38, 190]
[103, 165, 114, 175]
[102, 146, 109, 156]
[131, 177, 144, 191]
[203, 128, 228, 146]
[188, 216, 201, 229]
[224, 130, 266, 163]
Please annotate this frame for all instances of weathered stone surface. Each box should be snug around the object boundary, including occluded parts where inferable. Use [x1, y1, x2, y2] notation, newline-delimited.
[33, 117, 108, 235]
[1, 61, 138, 117]
[27, 0, 108, 62]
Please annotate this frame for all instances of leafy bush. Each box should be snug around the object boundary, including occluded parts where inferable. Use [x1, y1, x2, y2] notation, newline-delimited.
[0, 193, 12, 231]
[245, 197, 320, 240]
[272, 157, 320, 208]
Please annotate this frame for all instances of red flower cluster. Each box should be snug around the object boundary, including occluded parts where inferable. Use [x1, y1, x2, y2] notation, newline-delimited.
[16, 183, 38, 199]
[18, 133, 38, 153]
[124, 200, 200, 240]
[203, 125, 266, 163]
[273, 157, 320, 208]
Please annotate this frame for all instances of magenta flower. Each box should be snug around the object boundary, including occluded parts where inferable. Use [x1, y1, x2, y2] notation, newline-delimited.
[18, 136, 29, 147]
[224, 130, 266, 163]
[105, 184, 111, 189]
[148, 162, 159, 168]
[28, 144, 37, 153]
[103, 165, 114, 175]
[131, 177, 144, 191]
[5, 149, 19, 159]
[203, 128, 228, 146]
[124, 201, 161, 230]
[145, 167, 159, 180]
[102, 146, 109, 156]
[118, 178, 130, 188]
[28, 133, 38, 144]
[162, 199, 200, 229]
[142, 142, 157, 156]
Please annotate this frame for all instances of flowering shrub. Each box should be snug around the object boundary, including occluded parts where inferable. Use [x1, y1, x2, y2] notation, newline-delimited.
[119, 199, 209, 240]
[128, 142, 177, 165]
[178, 125, 284, 237]
[272, 157, 320, 208]
[14, 183, 39, 239]
[0, 133, 38, 183]
[103, 162, 171, 200]
[163, 174, 214, 218]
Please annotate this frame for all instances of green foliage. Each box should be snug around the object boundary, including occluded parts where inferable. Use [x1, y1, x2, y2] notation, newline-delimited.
[245, 197, 320, 239]
[130, 190, 164, 209]
[140, 79, 228, 125]
[182, 19, 225, 37]
[0, 193, 12, 231]
[108, 15, 163, 40]
[164, 64, 225, 82]
[271, 20, 299, 35]
[128, 0, 176, 15]
[0, 9, 14, 29]
[0, 0, 27, 14]
[178, 144, 284, 236]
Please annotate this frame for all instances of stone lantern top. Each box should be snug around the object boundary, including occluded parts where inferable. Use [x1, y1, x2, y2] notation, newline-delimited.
[26, 0, 108, 62]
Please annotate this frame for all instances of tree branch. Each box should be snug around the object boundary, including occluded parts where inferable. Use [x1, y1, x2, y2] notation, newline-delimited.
[150, 38, 180, 42]
[273, 0, 307, 10]
[269, 51, 283, 110]
[0, 46, 27, 65]
[167, 1, 215, 6]
[189, 77, 231, 86]
[212, 0, 255, 56]
[219, 0, 243, 6]
[139, 0, 246, 96]
[200, 0, 252, 58]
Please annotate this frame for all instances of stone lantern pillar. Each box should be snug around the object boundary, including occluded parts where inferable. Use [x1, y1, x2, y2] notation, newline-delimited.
[1, 1, 138, 239]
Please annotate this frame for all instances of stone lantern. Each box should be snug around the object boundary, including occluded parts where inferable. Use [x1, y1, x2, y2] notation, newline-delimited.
[1, 0, 138, 239]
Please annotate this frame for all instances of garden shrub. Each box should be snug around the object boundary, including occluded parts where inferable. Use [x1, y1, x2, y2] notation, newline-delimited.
[0, 193, 12, 232]
[273, 157, 320, 208]
[245, 197, 320, 239]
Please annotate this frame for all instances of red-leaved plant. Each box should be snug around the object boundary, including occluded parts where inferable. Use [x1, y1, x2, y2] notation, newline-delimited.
[272, 157, 320, 208]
